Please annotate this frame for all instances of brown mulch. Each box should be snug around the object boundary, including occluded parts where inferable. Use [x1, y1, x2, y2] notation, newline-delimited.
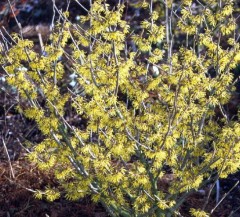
[0, 158, 107, 217]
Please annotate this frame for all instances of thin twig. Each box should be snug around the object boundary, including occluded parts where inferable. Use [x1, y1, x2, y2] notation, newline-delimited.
[2, 138, 15, 179]
[6, 0, 23, 37]
[211, 180, 239, 214]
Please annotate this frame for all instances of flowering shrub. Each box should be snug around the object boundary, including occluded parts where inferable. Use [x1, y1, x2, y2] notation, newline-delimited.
[1, 0, 240, 216]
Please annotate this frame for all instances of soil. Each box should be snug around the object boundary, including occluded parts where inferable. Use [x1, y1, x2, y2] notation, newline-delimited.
[1, 0, 240, 216]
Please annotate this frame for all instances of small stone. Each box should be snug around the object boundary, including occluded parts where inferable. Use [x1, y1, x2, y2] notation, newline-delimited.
[198, 189, 206, 195]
